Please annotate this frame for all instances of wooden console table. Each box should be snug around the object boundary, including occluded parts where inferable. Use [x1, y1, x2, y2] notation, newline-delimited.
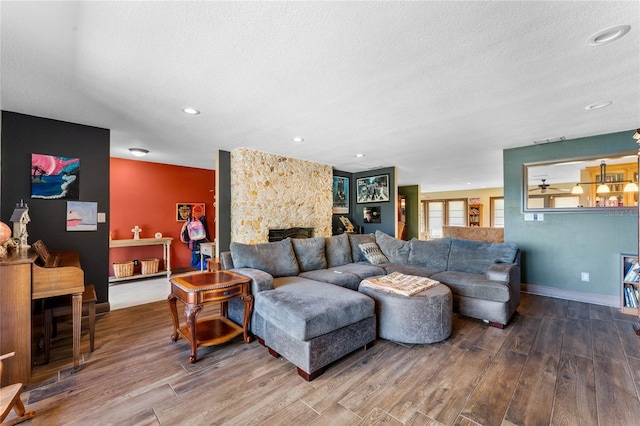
[168, 271, 253, 363]
[109, 237, 172, 282]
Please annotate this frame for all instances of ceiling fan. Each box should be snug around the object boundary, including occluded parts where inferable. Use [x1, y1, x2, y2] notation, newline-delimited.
[529, 179, 570, 193]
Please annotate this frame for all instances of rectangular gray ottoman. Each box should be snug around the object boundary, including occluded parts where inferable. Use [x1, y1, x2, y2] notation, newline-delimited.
[255, 279, 376, 380]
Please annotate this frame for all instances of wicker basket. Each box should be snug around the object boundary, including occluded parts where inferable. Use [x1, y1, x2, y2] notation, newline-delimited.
[113, 261, 134, 278]
[141, 258, 159, 275]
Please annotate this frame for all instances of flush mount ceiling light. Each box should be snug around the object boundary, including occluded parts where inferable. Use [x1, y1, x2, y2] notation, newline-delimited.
[354, 154, 365, 158]
[585, 101, 612, 110]
[292, 137, 304, 142]
[182, 107, 200, 115]
[587, 25, 631, 46]
[129, 148, 149, 157]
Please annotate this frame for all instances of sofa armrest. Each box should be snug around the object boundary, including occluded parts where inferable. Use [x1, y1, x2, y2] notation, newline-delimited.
[220, 251, 234, 270]
[486, 263, 518, 283]
[229, 268, 274, 294]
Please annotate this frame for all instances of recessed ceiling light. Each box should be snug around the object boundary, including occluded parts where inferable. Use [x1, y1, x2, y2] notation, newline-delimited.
[587, 25, 631, 46]
[182, 107, 200, 115]
[585, 101, 612, 110]
[129, 148, 149, 157]
[355, 154, 365, 158]
[292, 137, 304, 142]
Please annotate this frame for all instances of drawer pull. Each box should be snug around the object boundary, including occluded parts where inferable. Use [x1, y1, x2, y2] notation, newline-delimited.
[223, 291, 229, 296]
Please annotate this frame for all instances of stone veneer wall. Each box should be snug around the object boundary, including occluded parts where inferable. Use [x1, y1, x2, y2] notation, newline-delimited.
[230, 148, 333, 244]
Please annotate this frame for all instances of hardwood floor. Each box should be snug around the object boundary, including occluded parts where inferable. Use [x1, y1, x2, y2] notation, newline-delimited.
[10, 293, 640, 425]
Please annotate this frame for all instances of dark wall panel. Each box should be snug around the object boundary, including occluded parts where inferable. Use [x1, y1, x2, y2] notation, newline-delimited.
[1, 111, 110, 303]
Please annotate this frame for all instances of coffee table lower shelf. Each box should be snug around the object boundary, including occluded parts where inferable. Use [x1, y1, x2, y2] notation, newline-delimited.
[175, 317, 244, 351]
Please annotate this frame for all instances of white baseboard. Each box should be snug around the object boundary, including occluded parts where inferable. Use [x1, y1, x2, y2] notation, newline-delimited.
[520, 283, 619, 308]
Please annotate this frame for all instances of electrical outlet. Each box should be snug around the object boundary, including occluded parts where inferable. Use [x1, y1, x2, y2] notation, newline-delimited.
[581, 272, 590, 282]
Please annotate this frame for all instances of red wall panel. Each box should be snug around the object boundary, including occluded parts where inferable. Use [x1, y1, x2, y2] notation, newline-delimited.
[109, 158, 215, 275]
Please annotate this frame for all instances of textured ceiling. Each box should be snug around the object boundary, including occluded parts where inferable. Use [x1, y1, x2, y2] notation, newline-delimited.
[1, 1, 639, 192]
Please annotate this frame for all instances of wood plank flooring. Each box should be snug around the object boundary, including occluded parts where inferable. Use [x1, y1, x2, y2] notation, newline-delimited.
[9, 293, 640, 425]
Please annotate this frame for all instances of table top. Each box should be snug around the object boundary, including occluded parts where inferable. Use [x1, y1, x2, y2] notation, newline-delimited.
[170, 270, 250, 292]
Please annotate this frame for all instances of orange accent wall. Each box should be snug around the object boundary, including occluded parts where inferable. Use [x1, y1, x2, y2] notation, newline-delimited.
[109, 158, 215, 275]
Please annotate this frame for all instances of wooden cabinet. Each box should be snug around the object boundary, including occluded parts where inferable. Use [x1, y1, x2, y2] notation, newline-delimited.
[0, 251, 37, 386]
[621, 253, 639, 316]
[468, 204, 482, 227]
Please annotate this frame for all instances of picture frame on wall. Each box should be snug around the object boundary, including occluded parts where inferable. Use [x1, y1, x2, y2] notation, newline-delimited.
[66, 201, 98, 231]
[356, 174, 390, 203]
[176, 203, 205, 221]
[332, 176, 349, 214]
[363, 206, 381, 223]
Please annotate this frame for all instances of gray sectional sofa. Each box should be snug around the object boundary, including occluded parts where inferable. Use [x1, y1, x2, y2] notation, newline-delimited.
[220, 230, 520, 380]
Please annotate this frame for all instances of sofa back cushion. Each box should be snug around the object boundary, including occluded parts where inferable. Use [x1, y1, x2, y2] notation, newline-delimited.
[230, 237, 300, 277]
[325, 233, 353, 267]
[408, 237, 451, 270]
[447, 238, 519, 274]
[375, 230, 410, 264]
[292, 237, 327, 272]
[348, 233, 375, 262]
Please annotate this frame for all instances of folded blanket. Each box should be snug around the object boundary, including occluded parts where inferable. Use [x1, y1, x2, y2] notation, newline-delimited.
[360, 271, 440, 297]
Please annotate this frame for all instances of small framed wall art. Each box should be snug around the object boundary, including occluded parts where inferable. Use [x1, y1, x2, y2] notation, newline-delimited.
[332, 176, 349, 214]
[356, 174, 390, 203]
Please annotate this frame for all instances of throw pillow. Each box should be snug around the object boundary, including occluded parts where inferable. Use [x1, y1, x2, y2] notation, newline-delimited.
[359, 242, 389, 265]
[325, 234, 353, 267]
[348, 233, 375, 262]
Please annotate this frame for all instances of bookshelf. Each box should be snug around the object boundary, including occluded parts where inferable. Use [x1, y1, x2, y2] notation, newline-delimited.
[468, 204, 482, 227]
[621, 253, 639, 315]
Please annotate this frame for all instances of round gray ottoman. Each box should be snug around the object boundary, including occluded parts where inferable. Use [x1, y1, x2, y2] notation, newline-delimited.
[359, 282, 452, 344]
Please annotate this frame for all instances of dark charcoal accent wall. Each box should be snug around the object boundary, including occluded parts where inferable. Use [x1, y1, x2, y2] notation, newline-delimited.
[216, 150, 231, 253]
[1, 111, 110, 303]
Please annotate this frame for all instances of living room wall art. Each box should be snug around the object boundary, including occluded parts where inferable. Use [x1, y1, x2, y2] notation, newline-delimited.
[176, 203, 205, 221]
[66, 201, 97, 231]
[31, 153, 80, 200]
[332, 176, 349, 214]
[356, 174, 390, 203]
[363, 206, 381, 223]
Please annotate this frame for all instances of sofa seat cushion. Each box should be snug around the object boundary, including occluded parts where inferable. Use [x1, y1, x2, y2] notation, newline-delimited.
[299, 269, 362, 290]
[332, 262, 386, 280]
[430, 271, 511, 303]
[379, 263, 443, 278]
[255, 280, 375, 341]
[447, 239, 519, 274]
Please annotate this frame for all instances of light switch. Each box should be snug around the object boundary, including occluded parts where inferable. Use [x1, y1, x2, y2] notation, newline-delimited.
[97, 212, 106, 223]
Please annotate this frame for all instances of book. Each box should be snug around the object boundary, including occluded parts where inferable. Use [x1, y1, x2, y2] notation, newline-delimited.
[360, 272, 440, 297]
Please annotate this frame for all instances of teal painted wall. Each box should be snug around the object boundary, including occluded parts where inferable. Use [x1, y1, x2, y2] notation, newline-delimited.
[399, 185, 420, 240]
[504, 130, 638, 299]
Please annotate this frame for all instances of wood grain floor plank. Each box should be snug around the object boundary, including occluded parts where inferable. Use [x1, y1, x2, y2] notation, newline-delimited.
[504, 351, 558, 425]
[590, 318, 625, 360]
[309, 402, 361, 425]
[615, 318, 640, 359]
[259, 399, 320, 426]
[567, 300, 591, 321]
[561, 318, 592, 358]
[461, 349, 527, 426]
[498, 314, 540, 356]
[419, 346, 494, 425]
[588, 304, 614, 321]
[530, 316, 566, 356]
[405, 411, 445, 426]
[356, 407, 403, 425]
[472, 323, 513, 354]
[550, 353, 597, 426]
[593, 354, 640, 425]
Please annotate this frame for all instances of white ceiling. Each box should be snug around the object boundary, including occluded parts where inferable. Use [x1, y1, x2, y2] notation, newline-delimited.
[1, 1, 639, 192]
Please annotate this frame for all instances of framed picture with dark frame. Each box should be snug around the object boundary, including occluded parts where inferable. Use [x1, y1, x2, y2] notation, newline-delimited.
[356, 174, 390, 203]
[332, 176, 349, 214]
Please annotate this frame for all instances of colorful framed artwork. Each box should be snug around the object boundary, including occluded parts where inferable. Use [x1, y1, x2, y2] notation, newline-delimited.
[176, 203, 206, 221]
[356, 174, 390, 203]
[31, 153, 80, 200]
[363, 206, 381, 223]
[332, 176, 349, 214]
[66, 201, 97, 231]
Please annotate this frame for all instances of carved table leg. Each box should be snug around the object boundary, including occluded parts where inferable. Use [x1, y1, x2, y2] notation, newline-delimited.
[241, 294, 254, 343]
[185, 303, 203, 363]
[168, 294, 180, 342]
[72, 292, 82, 368]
